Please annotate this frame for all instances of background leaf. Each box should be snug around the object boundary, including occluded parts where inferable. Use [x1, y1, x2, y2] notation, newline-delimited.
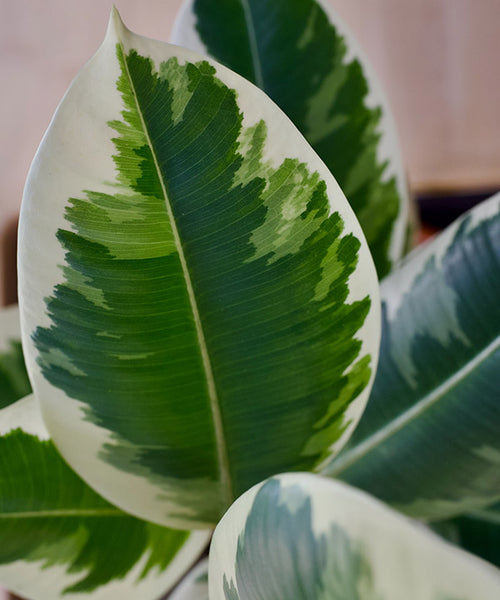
[0, 305, 31, 408]
[18, 9, 380, 529]
[327, 194, 500, 519]
[208, 473, 500, 600]
[0, 395, 209, 600]
[432, 502, 500, 570]
[172, 0, 412, 277]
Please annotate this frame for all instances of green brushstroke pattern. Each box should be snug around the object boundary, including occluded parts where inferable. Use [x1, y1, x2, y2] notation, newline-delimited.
[190, 0, 402, 276]
[33, 45, 372, 524]
[0, 427, 190, 595]
[330, 203, 500, 519]
[222, 478, 380, 600]
[0, 341, 31, 409]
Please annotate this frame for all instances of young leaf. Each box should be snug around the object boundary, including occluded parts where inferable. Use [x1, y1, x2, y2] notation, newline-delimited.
[0, 305, 31, 408]
[170, 559, 209, 600]
[209, 473, 500, 600]
[327, 194, 500, 520]
[172, 0, 412, 277]
[0, 395, 209, 600]
[18, 9, 380, 529]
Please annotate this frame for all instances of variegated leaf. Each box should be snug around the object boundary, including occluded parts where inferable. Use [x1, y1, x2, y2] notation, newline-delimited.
[18, 9, 380, 529]
[433, 502, 500, 570]
[0, 395, 209, 600]
[172, 0, 412, 277]
[170, 559, 208, 600]
[0, 305, 31, 408]
[209, 473, 500, 600]
[327, 194, 500, 519]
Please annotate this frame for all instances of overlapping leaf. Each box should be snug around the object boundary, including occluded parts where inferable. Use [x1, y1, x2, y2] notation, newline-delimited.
[0, 395, 209, 600]
[327, 194, 500, 519]
[172, 0, 412, 276]
[18, 9, 380, 529]
[0, 305, 31, 408]
[209, 473, 500, 600]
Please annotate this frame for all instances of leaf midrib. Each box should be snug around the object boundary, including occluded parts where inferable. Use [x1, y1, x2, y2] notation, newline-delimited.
[118, 42, 233, 507]
[240, 0, 264, 88]
[327, 335, 500, 476]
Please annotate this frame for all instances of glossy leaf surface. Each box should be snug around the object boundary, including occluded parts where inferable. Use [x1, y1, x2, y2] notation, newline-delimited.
[209, 473, 500, 600]
[327, 194, 500, 519]
[18, 9, 380, 528]
[0, 395, 209, 600]
[172, 0, 411, 276]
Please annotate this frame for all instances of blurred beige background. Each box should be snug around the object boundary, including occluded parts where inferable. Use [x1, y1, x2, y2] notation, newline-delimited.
[2, 0, 500, 224]
[0, 1, 499, 597]
[2, 0, 500, 298]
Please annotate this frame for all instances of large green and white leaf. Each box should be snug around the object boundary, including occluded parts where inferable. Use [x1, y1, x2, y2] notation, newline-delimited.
[327, 194, 500, 519]
[209, 473, 500, 600]
[433, 502, 500, 570]
[0, 395, 209, 600]
[0, 305, 31, 408]
[172, 0, 412, 277]
[18, 9, 380, 529]
[170, 559, 208, 600]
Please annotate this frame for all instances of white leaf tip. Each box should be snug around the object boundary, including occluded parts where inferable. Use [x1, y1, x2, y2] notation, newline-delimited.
[106, 6, 129, 43]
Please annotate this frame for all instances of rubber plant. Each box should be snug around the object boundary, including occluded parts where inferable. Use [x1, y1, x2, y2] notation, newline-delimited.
[0, 0, 498, 598]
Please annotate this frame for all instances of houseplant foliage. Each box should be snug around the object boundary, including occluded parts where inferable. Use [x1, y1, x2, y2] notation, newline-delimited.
[18, 7, 380, 531]
[207, 473, 500, 600]
[327, 192, 500, 520]
[0, 310, 209, 600]
[3, 196, 499, 599]
[0, 1, 498, 599]
[172, 0, 411, 277]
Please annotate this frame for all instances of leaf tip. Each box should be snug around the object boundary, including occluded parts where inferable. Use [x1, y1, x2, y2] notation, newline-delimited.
[106, 5, 129, 44]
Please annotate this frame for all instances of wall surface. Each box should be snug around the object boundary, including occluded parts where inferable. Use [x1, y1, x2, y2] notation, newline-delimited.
[333, 0, 500, 192]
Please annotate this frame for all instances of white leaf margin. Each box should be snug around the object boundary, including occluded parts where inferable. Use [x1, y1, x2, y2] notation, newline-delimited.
[0, 395, 211, 600]
[18, 6, 381, 528]
[171, 0, 412, 265]
[209, 473, 500, 600]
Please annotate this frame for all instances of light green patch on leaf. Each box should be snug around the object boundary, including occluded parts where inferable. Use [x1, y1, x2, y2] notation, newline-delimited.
[29, 27, 374, 527]
[248, 159, 325, 263]
[233, 121, 269, 188]
[159, 57, 194, 125]
[0, 425, 194, 596]
[180, 0, 407, 276]
[330, 199, 500, 519]
[303, 356, 371, 461]
[211, 474, 500, 600]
